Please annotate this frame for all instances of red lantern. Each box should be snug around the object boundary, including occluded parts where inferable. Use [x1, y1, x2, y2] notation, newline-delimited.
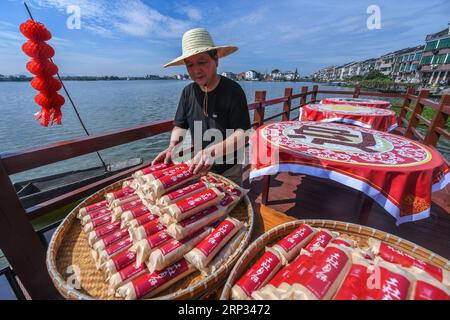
[26, 59, 58, 76]
[35, 92, 65, 109]
[52, 105, 63, 125]
[34, 92, 65, 127]
[35, 108, 52, 127]
[22, 40, 55, 59]
[31, 76, 62, 92]
[20, 18, 65, 126]
[19, 19, 52, 41]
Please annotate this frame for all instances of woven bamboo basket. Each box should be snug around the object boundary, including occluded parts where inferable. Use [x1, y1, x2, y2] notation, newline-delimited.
[46, 173, 254, 300]
[220, 219, 450, 300]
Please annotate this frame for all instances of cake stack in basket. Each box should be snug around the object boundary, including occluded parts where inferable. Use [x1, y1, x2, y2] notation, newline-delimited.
[228, 223, 449, 300]
[76, 163, 249, 300]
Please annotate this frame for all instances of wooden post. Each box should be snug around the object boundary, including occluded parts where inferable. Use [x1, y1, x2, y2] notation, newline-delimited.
[405, 89, 429, 140]
[282, 88, 293, 121]
[353, 84, 361, 98]
[0, 159, 59, 299]
[424, 94, 450, 146]
[252, 91, 266, 128]
[261, 175, 271, 205]
[398, 87, 416, 128]
[300, 86, 308, 107]
[311, 85, 319, 103]
[297, 86, 308, 121]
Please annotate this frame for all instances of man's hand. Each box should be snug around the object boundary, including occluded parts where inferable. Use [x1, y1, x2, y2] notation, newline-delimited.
[152, 145, 175, 166]
[152, 126, 186, 166]
[189, 149, 215, 175]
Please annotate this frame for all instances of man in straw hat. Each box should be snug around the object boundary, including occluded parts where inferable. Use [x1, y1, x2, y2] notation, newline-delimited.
[152, 28, 251, 184]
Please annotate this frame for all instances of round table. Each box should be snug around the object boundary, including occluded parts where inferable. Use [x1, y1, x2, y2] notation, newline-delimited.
[250, 121, 449, 225]
[300, 103, 398, 132]
[321, 97, 391, 109]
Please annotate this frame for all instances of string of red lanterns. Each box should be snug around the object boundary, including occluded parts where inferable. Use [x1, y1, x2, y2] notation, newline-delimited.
[20, 19, 65, 126]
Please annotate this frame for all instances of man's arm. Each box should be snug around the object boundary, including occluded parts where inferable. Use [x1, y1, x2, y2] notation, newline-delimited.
[152, 126, 187, 165]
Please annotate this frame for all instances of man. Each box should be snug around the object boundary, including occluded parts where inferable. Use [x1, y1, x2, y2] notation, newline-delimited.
[152, 28, 251, 184]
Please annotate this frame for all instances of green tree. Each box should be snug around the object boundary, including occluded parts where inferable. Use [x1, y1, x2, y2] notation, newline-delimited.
[365, 70, 390, 80]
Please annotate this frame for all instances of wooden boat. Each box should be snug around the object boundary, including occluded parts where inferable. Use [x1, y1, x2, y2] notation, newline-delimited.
[14, 158, 142, 209]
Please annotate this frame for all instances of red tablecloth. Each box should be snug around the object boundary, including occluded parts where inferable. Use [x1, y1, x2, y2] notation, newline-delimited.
[250, 121, 449, 225]
[321, 97, 391, 109]
[301, 104, 398, 132]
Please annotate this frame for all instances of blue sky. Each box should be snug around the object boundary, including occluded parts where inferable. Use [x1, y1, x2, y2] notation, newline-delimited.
[1, 0, 449, 76]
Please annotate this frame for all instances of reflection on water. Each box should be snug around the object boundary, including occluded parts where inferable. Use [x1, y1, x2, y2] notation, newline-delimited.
[0, 80, 448, 182]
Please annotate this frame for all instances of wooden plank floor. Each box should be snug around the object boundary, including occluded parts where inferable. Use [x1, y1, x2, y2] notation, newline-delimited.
[242, 166, 450, 260]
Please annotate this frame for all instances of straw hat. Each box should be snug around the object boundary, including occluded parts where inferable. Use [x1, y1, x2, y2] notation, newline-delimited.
[164, 28, 238, 67]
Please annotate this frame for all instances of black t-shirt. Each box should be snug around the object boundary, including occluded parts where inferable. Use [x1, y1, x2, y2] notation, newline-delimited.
[173, 76, 251, 173]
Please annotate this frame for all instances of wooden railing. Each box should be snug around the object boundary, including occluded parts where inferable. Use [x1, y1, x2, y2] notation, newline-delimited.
[0, 84, 449, 299]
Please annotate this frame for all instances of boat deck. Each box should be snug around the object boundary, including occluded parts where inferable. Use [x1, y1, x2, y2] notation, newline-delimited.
[242, 166, 450, 259]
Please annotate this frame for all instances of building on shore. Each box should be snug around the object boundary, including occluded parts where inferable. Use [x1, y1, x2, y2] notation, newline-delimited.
[420, 26, 450, 85]
[245, 70, 259, 81]
[375, 52, 395, 76]
[169, 74, 190, 80]
[310, 24, 450, 87]
[284, 69, 300, 81]
[271, 69, 284, 80]
[336, 62, 356, 80]
[221, 72, 237, 80]
[391, 45, 424, 83]
[236, 72, 246, 81]
[358, 58, 377, 76]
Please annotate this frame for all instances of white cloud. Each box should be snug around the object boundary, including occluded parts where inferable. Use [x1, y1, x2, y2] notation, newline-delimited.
[34, 0, 109, 21]
[50, 36, 73, 47]
[176, 6, 202, 21]
[0, 30, 22, 42]
[83, 24, 115, 38]
[0, 18, 71, 48]
[113, 1, 190, 38]
[0, 20, 17, 28]
[221, 5, 268, 30]
[29, 0, 193, 39]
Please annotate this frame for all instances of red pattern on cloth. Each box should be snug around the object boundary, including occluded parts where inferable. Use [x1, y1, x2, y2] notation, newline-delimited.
[250, 121, 449, 225]
[301, 104, 397, 132]
[321, 97, 391, 109]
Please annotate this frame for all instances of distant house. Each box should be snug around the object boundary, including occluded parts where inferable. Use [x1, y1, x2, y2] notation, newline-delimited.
[245, 70, 259, 80]
[358, 58, 377, 76]
[309, 24, 450, 87]
[336, 62, 356, 80]
[420, 26, 450, 85]
[392, 45, 424, 83]
[284, 69, 300, 81]
[221, 72, 236, 80]
[271, 70, 284, 80]
[236, 72, 246, 81]
[375, 53, 395, 76]
[347, 62, 360, 78]
[312, 66, 337, 82]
